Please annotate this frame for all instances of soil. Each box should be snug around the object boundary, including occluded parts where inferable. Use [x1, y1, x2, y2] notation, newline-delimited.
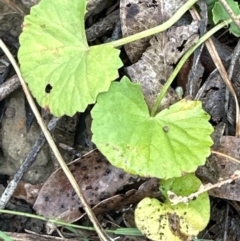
[1, 0, 240, 241]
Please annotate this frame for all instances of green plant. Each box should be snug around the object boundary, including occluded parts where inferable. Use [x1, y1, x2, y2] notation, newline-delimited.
[207, 0, 240, 36]
[18, 0, 213, 178]
[0, 208, 142, 237]
[17, 0, 240, 240]
[135, 174, 210, 241]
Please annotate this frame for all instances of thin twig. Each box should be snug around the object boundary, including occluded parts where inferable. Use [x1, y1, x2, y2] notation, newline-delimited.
[223, 203, 229, 241]
[225, 40, 240, 133]
[0, 0, 25, 15]
[0, 74, 21, 101]
[168, 170, 240, 205]
[0, 117, 59, 209]
[0, 39, 112, 241]
[211, 150, 240, 164]
[86, 10, 119, 42]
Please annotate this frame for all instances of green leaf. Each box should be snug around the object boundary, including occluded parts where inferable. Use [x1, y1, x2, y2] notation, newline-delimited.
[160, 174, 210, 233]
[212, 0, 240, 37]
[135, 174, 210, 241]
[160, 172, 203, 198]
[18, 0, 122, 116]
[91, 77, 213, 179]
[114, 228, 143, 236]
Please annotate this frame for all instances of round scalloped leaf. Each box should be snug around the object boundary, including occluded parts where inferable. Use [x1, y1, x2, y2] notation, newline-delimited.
[91, 77, 213, 179]
[18, 0, 122, 116]
[135, 175, 210, 241]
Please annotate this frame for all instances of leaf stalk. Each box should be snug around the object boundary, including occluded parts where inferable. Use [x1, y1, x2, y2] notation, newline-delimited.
[151, 17, 235, 116]
[103, 0, 199, 48]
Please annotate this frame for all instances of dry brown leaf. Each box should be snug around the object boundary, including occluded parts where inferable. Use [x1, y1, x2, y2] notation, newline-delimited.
[13, 180, 42, 204]
[33, 150, 140, 223]
[120, 0, 188, 63]
[199, 72, 226, 123]
[201, 136, 240, 201]
[126, 21, 199, 110]
[120, 0, 162, 63]
[88, 178, 160, 217]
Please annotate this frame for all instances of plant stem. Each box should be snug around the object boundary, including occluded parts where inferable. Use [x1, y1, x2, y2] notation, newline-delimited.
[150, 17, 234, 117]
[0, 209, 143, 236]
[103, 0, 199, 48]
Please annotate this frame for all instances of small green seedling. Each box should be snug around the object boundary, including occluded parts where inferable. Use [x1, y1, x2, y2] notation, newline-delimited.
[135, 174, 210, 241]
